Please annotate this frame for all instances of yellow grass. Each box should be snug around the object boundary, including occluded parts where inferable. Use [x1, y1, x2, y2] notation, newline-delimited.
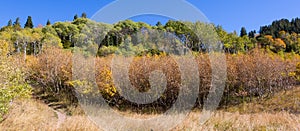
[0, 100, 99, 131]
[226, 86, 300, 114]
[0, 98, 299, 131]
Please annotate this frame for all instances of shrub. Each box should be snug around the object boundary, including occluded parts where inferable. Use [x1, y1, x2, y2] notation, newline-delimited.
[25, 47, 300, 112]
[27, 47, 77, 111]
[93, 49, 299, 110]
[0, 42, 31, 120]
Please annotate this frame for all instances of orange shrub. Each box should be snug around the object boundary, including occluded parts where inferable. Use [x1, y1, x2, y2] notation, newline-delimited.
[26, 48, 300, 111]
[27, 47, 77, 108]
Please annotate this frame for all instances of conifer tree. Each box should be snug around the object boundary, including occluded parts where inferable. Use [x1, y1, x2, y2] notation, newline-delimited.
[7, 19, 12, 26]
[240, 27, 247, 37]
[73, 14, 78, 21]
[81, 12, 87, 18]
[24, 16, 34, 28]
[46, 19, 51, 26]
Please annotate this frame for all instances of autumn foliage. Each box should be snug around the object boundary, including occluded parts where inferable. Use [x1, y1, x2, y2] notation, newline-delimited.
[23, 47, 299, 113]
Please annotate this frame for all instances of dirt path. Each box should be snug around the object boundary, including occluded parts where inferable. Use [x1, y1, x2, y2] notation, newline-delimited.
[54, 110, 67, 129]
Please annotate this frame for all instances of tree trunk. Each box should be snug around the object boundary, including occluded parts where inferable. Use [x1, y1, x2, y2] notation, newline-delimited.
[23, 42, 27, 62]
[15, 41, 20, 53]
[33, 42, 36, 56]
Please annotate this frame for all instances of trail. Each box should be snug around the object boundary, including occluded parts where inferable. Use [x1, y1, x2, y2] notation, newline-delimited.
[54, 110, 67, 129]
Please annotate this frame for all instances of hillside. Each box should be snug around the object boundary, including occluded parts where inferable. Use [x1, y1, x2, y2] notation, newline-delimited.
[1, 15, 300, 130]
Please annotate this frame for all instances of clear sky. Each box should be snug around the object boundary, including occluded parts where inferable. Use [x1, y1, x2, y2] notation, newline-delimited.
[0, 0, 299, 32]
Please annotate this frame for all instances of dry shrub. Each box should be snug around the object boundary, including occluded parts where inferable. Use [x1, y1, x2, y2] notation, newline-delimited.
[0, 40, 32, 120]
[223, 49, 299, 106]
[94, 55, 182, 113]
[26, 47, 299, 112]
[27, 47, 77, 110]
[94, 50, 299, 110]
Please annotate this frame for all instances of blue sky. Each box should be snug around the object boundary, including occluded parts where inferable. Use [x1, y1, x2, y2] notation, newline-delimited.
[0, 0, 299, 32]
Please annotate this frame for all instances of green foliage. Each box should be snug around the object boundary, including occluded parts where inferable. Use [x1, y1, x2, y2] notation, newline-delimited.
[240, 27, 247, 37]
[165, 20, 199, 50]
[248, 30, 256, 38]
[81, 12, 87, 18]
[73, 14, 78, 21]
[46, 19, 51, 26]
[97, 46, 118, 56]
[52, 22, 79, 49]
[7, 20, 12, 27]
[3, 15, 300, 56]
[13, 17, 21, 30]
[24, 16, 34, 29]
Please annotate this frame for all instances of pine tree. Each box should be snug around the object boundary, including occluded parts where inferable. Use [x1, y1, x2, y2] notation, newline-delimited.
[24, 16, 34, 28]
[46, 19, 51, 26]
[248, 30, 256, 38]
[73, 14, 78, 21]
[81, 12, 87, 18]
[13, 17, 21, 29]
[7, 19, 12, 26]
[156, 21, 162, 26]
[240, 27, 247, 37]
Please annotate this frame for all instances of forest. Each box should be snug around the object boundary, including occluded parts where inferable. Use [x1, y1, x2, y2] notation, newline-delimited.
[0, 13, 300, 130]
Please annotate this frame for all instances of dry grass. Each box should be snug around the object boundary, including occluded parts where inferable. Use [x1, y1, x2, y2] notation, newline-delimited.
[0, 99, 57, 130]
[0, 99, 99, 131]
[174, 111, 300, 131]
[0, 97, 299, 131]
[226, 86, 300, 114]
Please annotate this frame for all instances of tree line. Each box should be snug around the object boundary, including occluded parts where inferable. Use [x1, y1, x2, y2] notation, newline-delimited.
[1, 13, 300, 58]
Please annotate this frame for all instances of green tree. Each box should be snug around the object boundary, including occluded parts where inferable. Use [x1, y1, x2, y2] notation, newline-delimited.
[156, 21, 162, 27]
[0, 20, 13, 31]
[42, 24, 63, 48]
[164, 20, 199, 50]
[30, 28, 43, 55]
[13, 17, 21, 30]
[52, 22, 79, 48]
[248, 30, 256, 38]
[73, 14, 78, 21]
[46, 19, 51, 26]
[81, 12, 87, 18]
[155, 21, 164, 30]
[7, 19, 12, 27]
[12, 29, 33, 61]
[240, 27, 247, 37]
[24, 16, 34, 28]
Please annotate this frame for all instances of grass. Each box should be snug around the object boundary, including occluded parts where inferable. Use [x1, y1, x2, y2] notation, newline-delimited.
[0, 99, 99, 131]
[225, 86, 300, 114]
[0, 87, 299, 130]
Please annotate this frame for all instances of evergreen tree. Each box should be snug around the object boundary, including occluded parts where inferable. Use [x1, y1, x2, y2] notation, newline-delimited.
[24, 16, 34, 28]
[7, 19, 12, 26]
[73, 14, 78, 21]
[240, 27, 247, 37]
[248, 30, 256, 38]
[81, 12, 87, 18]
[13, 17, 21, 29]
[156, 21, 162, 26]
[46, 19, 51, 26]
